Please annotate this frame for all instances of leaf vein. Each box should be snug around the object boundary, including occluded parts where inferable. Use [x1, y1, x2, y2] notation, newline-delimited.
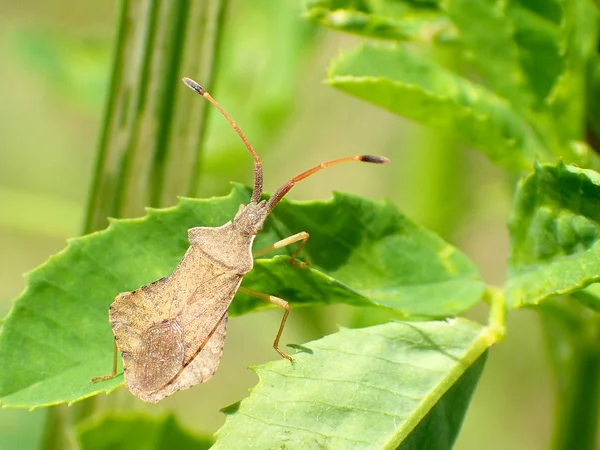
[235, 410, 372, 444]
[259, 368, 422, 401]
[253, 390, 410, 420]
[308, 345, 450, 373]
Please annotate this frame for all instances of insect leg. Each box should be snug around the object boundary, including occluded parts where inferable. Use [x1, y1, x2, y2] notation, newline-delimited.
[253, 231, 309, 267]
[91, 340, 119, 382]
[238, 286, 293, 362]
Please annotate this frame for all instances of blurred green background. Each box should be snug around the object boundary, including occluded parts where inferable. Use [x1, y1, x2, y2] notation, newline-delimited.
[0, 1, 550, 448]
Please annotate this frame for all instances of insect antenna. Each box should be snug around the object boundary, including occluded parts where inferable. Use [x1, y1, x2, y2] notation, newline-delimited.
[182, 77, 263, 203]
[266, 155, 390, 213]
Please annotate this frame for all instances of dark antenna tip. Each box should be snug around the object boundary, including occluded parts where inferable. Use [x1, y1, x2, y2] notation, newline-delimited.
[182, 77, 206, 95]
[359, 155, 390, 164]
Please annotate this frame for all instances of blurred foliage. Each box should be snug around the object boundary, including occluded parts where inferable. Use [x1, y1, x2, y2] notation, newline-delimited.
[76, 414, 212, 450]
[2, 0, 600, 449]
[11, 28, 110, 109]
[197, 1, 321, 198]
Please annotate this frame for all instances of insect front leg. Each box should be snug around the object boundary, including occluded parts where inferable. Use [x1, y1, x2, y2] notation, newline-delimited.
[238, 286, 293, 362]
[253, 231, 309, 267]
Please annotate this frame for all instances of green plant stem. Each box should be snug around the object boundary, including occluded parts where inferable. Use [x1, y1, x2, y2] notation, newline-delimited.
[552, 339, 600, 450]
[540, 299, 600, 450]
[485, 286, 506, 342]
[41, 406, 68, 450]
[84, 0, 229, 230]
[83, 0, 129, 232]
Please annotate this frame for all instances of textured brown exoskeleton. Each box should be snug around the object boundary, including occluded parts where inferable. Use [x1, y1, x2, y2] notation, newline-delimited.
[91, 77, 389, 402]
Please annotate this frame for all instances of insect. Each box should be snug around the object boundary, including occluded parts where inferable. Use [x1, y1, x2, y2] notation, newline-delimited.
[92, 77, 389, 403]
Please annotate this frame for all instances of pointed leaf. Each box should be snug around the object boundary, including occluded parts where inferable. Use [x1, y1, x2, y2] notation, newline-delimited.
[328, 43, 551, 170]
[0, 186, 483, 408]
[508, 163, 600, 308]
[213, 319, 492, 449]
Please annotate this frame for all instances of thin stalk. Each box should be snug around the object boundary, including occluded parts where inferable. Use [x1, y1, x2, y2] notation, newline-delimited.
[187, 0, 228, 198]
[552, 339, 600, 450]
[485, 286, 506, 342]
[84, 0, 229, 229]
[84, 0, 129, 233]
[41, 406, 69, 450]
[540, 299, 600, 450]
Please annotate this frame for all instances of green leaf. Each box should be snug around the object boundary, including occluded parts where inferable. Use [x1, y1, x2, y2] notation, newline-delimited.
[441, 0, 533, 110]
[440, 0, 566, 110]
[244, 190, 484, 317]
[213, 319, 492, 449]
[0, 185, 483, 408]
[310, 1, 599, 169]
[328, 43, 551, 170]
[397, 351, 487, 450]
[455, 0, 597, 153]
[537, 297, 600, 449]
[587, 59, 600, 150]
[507, 163, 600, 308]
[503, 1, 564, 105]
[304, 1, 457, 43]
[76, 414, 212, 450]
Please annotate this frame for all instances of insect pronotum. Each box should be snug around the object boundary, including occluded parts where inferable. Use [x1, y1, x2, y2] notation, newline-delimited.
[92, 77, 389, 402]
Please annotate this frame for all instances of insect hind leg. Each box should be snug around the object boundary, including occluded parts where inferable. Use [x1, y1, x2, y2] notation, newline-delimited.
[91, 340, 119, 383]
